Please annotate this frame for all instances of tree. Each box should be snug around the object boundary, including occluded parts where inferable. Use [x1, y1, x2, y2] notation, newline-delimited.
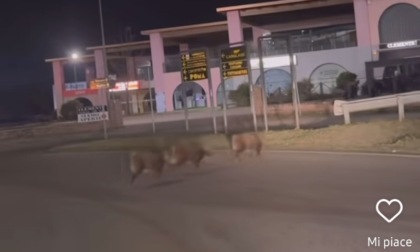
[60, 99, 83, 121]
[229, 83, 250, 106]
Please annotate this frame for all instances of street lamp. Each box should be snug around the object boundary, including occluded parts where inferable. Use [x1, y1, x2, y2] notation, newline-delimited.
[71, 52, 79, 60]
[70, 52, 79, 82]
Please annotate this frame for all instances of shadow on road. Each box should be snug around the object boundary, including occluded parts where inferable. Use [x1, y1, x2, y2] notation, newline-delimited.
[143, 178, 186, 189]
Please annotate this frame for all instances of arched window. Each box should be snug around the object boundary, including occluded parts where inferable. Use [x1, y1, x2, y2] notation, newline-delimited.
[379, 3, 420, 43]
[173, 82, 207, 110]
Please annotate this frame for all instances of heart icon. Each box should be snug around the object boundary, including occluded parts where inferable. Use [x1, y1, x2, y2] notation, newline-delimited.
[376, 199, 403, 223]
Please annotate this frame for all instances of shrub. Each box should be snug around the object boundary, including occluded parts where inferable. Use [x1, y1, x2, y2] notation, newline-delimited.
[336, 71, 359, 100]
[283, 79, 314, 102]
[296, 78, 314, 101]
[60, 99, 83, 121]
[229, 83, 250, 106]
[336, 71, 357, 90]
[267, 89, 291, 104]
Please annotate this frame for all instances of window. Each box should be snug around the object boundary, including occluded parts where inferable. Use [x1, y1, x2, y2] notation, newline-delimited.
[262, 25, 357, 55]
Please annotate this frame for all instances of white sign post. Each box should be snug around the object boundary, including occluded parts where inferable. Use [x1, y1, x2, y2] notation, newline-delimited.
[77, 105, 109, 139]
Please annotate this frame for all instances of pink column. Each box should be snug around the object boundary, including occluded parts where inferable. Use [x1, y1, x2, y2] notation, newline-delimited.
[150, 32, 166, 113]
[252, 26, 270, 49]
[210, 68, 221, 107]
[126, 56, 136, 80]
[52, 61, 65, 115]
[164, 83, 175, 112]
[353, 0, 372, 47]
[85, 65, 96, 84]
[227, 10, 244, 44]
[94, 49, 106, 78]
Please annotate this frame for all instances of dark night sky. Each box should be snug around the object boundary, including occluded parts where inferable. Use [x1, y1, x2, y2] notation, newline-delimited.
[0, 0, 265, 120]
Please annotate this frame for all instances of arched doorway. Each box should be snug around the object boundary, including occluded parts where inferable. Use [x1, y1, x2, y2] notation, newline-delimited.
[378, 3, 420, 92]
[173, 82, 207, 110]
[75, 97, 93, 107]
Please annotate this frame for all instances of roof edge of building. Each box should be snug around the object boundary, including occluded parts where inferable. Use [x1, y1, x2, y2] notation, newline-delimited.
[141, 21, 228, 35]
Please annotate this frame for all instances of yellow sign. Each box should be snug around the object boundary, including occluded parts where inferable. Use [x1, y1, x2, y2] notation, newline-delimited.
[90, 78, 109, 89]
[221, 46, 248, 78]
[181, 50, 208, 81]
[223, 69, 248, 78]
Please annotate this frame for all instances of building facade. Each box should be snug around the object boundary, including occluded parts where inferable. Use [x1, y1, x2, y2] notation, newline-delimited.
[46, 0, 420, 116]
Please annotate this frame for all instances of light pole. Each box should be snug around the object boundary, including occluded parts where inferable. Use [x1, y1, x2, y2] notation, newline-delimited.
[71, 52, 79, 82]
[98, 0, 110, 140]
[98, 0, 108, 78]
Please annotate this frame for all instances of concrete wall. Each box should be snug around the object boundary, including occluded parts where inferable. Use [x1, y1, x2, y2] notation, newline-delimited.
[294, 46, 373, 90]
[251, 46, 371, 83]
[251, 47, 371, 92]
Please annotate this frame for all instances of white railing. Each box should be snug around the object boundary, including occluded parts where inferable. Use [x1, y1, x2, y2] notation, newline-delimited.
[334, 91, 420, 124]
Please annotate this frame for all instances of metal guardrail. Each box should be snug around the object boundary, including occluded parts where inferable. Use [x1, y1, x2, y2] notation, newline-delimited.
[333, 91, 420, 124]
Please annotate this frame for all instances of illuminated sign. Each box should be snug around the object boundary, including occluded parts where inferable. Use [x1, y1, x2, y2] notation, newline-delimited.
[220, 46, 248, 79]
[379, 40, 420, 50]
[181, 50, 208, 81]
[109, 81, 140, 92]
[387, 40, 417, 48]
[63, 89, 98, 97]
[90, 78, 109, 89]
[65, 82, 88, 91]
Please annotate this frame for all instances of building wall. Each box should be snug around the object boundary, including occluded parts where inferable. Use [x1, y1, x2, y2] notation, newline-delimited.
[250, 47, 371, 93]
[52, 0, 420, 114]
[294, 46, 372, 84]
[155, 47, 372, 112]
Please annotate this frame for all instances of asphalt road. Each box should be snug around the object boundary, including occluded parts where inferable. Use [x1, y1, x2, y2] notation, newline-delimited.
[1, 150, 420, 252]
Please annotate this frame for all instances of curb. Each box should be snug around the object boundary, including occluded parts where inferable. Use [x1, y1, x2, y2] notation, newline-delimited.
[209, 148, 420, 158]
[260, 149, 420, 158]
[48, 147, 420, 159]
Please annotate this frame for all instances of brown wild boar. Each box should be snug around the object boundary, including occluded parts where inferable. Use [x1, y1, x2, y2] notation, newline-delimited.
[229, 132, 262, 160]
[164, 143, 211, 168]
[129, 150, 165, 184]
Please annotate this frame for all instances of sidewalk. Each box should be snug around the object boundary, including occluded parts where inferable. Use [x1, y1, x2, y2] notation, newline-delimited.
[123, 107, 252, 126]
[1, 111, 419, 154]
